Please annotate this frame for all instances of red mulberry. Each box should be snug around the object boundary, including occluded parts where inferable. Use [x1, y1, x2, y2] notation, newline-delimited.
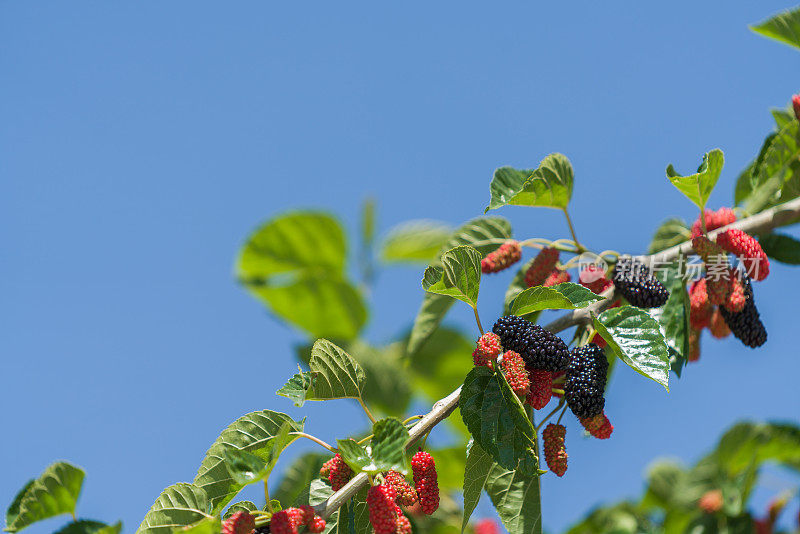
[612, 257, 669, 308]
[526, 369, 552, 409]
[706, 268, 737, 306]
[411, 451, 439, 515]
[270, 509, 305, 534]
[715, 229, 769, 281]
[543, 268, 571, 287]
[691, 207, 737, 238]
[367, 484, 399, 534]
[579, 265, 612, 294]
[723, 274, 747, 313]
[579, 411, 614, 439]
[307, 517, 326, 534]
[297, 506, 315, 526]
[223, 511, 255, 534]
[590, 332, 607, 348]
[689, 279, 713, 330]
[328, 453, 353, 491]
[384, 470, 417, 506]
[524, 247, 559, 287]
[698, 489, 723, 514]
[473, 332, 502, 368]
[793, 93, 800, 121]
[474, 519, 501, 534]
[319, 457, 335, 479]
[692, 236, 728, 264]
[501, 350, 530, 397]
[709, 308, 730, 339]
[542, 423, 568, 477]
[481, 241, 522, 274]
[688, 328, 701, 362]
[394, 511, 412, 534]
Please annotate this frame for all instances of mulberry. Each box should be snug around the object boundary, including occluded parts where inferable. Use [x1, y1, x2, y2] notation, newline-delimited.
[492, 316, 570, 372]
[542, 423, 568, 477]
[501, 351, 530, 397]
[579, 411, 614, 439]
[367, 484, 399, 534]
[718, 276, 767, 348]
[692, 236, 727, 264]
[698, 489, 723, 514]
[579, 265, 612, 294]
[543, 268, 571, 287]
[474, 519, 501, 534]
[689, 279, 713, 330]
[308, 517, 326, 534]
[716, 229, 770, 281]
[723, 274, 747, 313]
[794, 94, 800, 121]
[691, 207, 737, 238]
[270, 509, 305, 534]
[328, 453, 353, 491]
[565, 343, 608, 419]
[297, 506, 315, 525]
[526, 369, 552, 409]
[481, 241, 522, 274]
[524, 247, 559, 287]
[223, 511, 255, 534]
[384, 470, 417, 506]
[319, 457, 335, 479]
[394, 512, 412, 534]
[411, 451, 439, 515]
[473, 332, 502, 368]
[612, 257, 669, 308]
[709, 308, 730, 339]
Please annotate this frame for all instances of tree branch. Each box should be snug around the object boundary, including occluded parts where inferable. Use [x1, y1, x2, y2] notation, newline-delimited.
[313, 196, 800, 520]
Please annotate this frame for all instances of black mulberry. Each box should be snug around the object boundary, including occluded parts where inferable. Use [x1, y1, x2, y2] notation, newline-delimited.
[565, 343, 608, 419]
[492, 316, 570, 372]
[718, 276, 767, 348]
[612, 257, 670, 308]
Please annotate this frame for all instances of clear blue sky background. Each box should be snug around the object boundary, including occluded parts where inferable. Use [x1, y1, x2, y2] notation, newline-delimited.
[3, 2, 800, 533]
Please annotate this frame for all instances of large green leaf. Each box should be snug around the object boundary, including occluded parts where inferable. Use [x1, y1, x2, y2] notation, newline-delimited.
[407, 217, 512, 356]
[758, 232, 800, 264]
[651, 264, 690, 376]
[459, 367, 538, 475]
[461, 441, 493, 533]
[136, 483, 211, 534]
[173, 517, 220, 534]
[484, 462, 542, 534]
[712, 422, 800, 475]
[5, 462, 85, 533]
[308, 480, 338, 534]
[276, 371, 315, 407]
[736, 133, 777, 208]
[337, 418, 410, 475]
[346, 341, 411, 415]
[220, 423, 292, 493]
[273, 453, 328, 507]
[193, 410, 304, 513]
[486, 153, 574, 212]
[665, 149, 724, 210]
[593, 306, 670, 390]
[421, 246, 482, 308]
[510, 282, 603, 316]
[380, 220, 452, 264]
[750, 6, 800, 50]
[222, 502, 257, 520]
[55, 521, 122, 534]
[648, 218, 691, 254]
[747, 121, 800, 212]
[308, 339, 366, 401]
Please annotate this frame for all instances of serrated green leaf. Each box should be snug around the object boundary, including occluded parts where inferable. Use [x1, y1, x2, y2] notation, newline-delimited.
[461, 440, 493, 533]
[309, 339, 366, 401]
[735, 132, 777, 207]
[221, 423, 292, 491]
[366, 418, 410, 474]
[593, 306, 670, 390]
[459, 367, 538, 475]
[380, 220, 452, 264]
[750, 6, 800, 50]
[665, 149, 724, 210]
[276, 371, 314, 407]
[173, 517, 220, 534]
[136, 483, 211, 534]
[748, 121, 800, 212]
[484, 461, 542, 534]
[651, 263, 690, 373]
[5, 462, 85, 533]
[648, 219, 691, 254]
[193, 411, 304, 513]
[222, 502, 257, 520]
[486, 153, 574, 212]
[758, 232, 800, 264]
[273, 453, 328, 507]
[421, 246, 482, 308]
[55, 521, 122, 534]
[336, 439, 371, 474]
[510, 282, 603, 316]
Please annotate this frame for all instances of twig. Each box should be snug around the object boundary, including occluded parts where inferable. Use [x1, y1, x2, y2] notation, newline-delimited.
[290, 432, 338, 453]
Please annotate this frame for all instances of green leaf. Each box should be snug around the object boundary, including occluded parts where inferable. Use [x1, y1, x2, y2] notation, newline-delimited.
[54, 521, 122, 534]
[336, 439, 371, 474]
[360, 197, 376, 253]
[308, 480, 338, 534]
[748, 121, 800, 212]
[461, 441, 493, 533]
[712, 421, 800, 475]
[221, 424, 293, 491]
[773, 108, 796, 129]
[407, 216, 512, 356]
[486, 153, 574, 212]
[308, 339, 366, 401]
[222, 502, 257, 520]
[459, 367, 538, 475]
[172, 517, 220, 534]
[337, 419, 410, 475]
[510, 282, 603, 316]
[651, 263, 690, 374]
[273, 453, 328, 507]
[136, 483, 211, 534]
[407, 327, 475, 407]
[593, 306, 670, 390]
[665, 149, 724, 210]
[648, 219, 691, 254]
[750, 6, 800, 50]
[484, 461, 542, 534]
[380, 220, 452, 264]
[758, 232, 800, 264]
[5, 462, 85, 533]
[193, 410, 304, 513]
[347, 341, 411, 415]
[421, 246, 482, 308]
[276, 371, 314, 407]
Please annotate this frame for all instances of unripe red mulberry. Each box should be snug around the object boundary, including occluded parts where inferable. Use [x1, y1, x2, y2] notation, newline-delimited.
[715, 229, 770, 281]
[481, 241, 522, 274]
[709, 308, 730, 339]
[692, 236, 728, 264]
[525, 247, 559, 287]
[542, 423, 568, 477]
[691, 208, 737, 238]
[590, 332, 607, 349]
[270, 509, 305, 534]
[394, 512, 412, 534]
[411, 451, 439, 515]
[474, 519, 501, 534]
[793, 94, 800, 121]
[543, 268, 571, 287]
[723, 274, 747, 313]
[526, 369, 552, 409]
[579, 411, 614, 439]
[698, 489, 723, 514]
[328, 453, 353, 491]
[319, 457, 335, 479]
[367, 484, 399, 534]
[298, 505, 315, 526]
[473, 332, 503, 368]
[688, 328, 701, 362]
[501, 350, 530, 397]
[689, 279, 713, 330]
[307, 517, 326, 534]
[384, 470, 417, 506]
[579, 265, 613, 294]
[223, 511, 255, 534]
[706, 270, 734, 306]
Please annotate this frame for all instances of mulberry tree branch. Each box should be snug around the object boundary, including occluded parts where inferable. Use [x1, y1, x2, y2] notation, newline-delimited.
[313, 195, 800, 520]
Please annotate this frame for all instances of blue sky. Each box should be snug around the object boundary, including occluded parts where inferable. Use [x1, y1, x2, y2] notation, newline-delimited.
[2, 2, 799, 533]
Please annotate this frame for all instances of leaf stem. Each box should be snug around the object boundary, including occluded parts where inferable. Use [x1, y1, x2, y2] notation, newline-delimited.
[402, 415, 424, 425]
[472, 306, 485, 336]
[264, 480, 273, 512]
[551, 388, 565, 396]
[289, 432, 338, 453]
[357, 433, 373, 445]
[535, 399, 565, 431]
[555, 404, 568, 425]
[358, 397, 378, 424]
[562, 208, 586, 253]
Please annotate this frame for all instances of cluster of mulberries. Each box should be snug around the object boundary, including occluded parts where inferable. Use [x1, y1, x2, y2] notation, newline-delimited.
[564, 343, 608, 419]
[322, 453, 352, 491]
[500, 351, 530, 397]
[481, 241, 522, 274]
[367, 484, 400, 534]
[223, 511, 255, 534]
[579, 411, 614, 439]
[472, 332, 503, 368]
[716, 229, 770, 281]
[718, 276, 767, 348]
[270, 506, 326, 534]
[542, 423, 568, 477]
[526, 369, 552, 409]
[524, 247, 559, 287]
[612, 257, 670, 308]
[691, 207, 737, 238]
[411, 450, 439, 515]
[492, 316, 570, 372]
[692, 236, 727, 264]
[384, 470, 418, 507]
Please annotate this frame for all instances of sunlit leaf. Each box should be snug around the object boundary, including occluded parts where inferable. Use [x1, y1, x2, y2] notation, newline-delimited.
[486, 153, 574, 212]
[758, 232, 800, 264]
[510, 282, 603, 316]
[308, 339, 366, 401]
[273, 454, 328, 507]
[55, 521, 122, 534]
[484, 461, 542, 534]
[750, 6, 800, 50]
[665, 149, 724, 210]
[136, 483, 211, 534]
[380, 220, 452, 264]
[651, 264, 690, 376]
[421, 246, 482, 308]
[5, 462, 85, 533]
[648, 219, 691, 254]
[461, 441, 493, 533]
